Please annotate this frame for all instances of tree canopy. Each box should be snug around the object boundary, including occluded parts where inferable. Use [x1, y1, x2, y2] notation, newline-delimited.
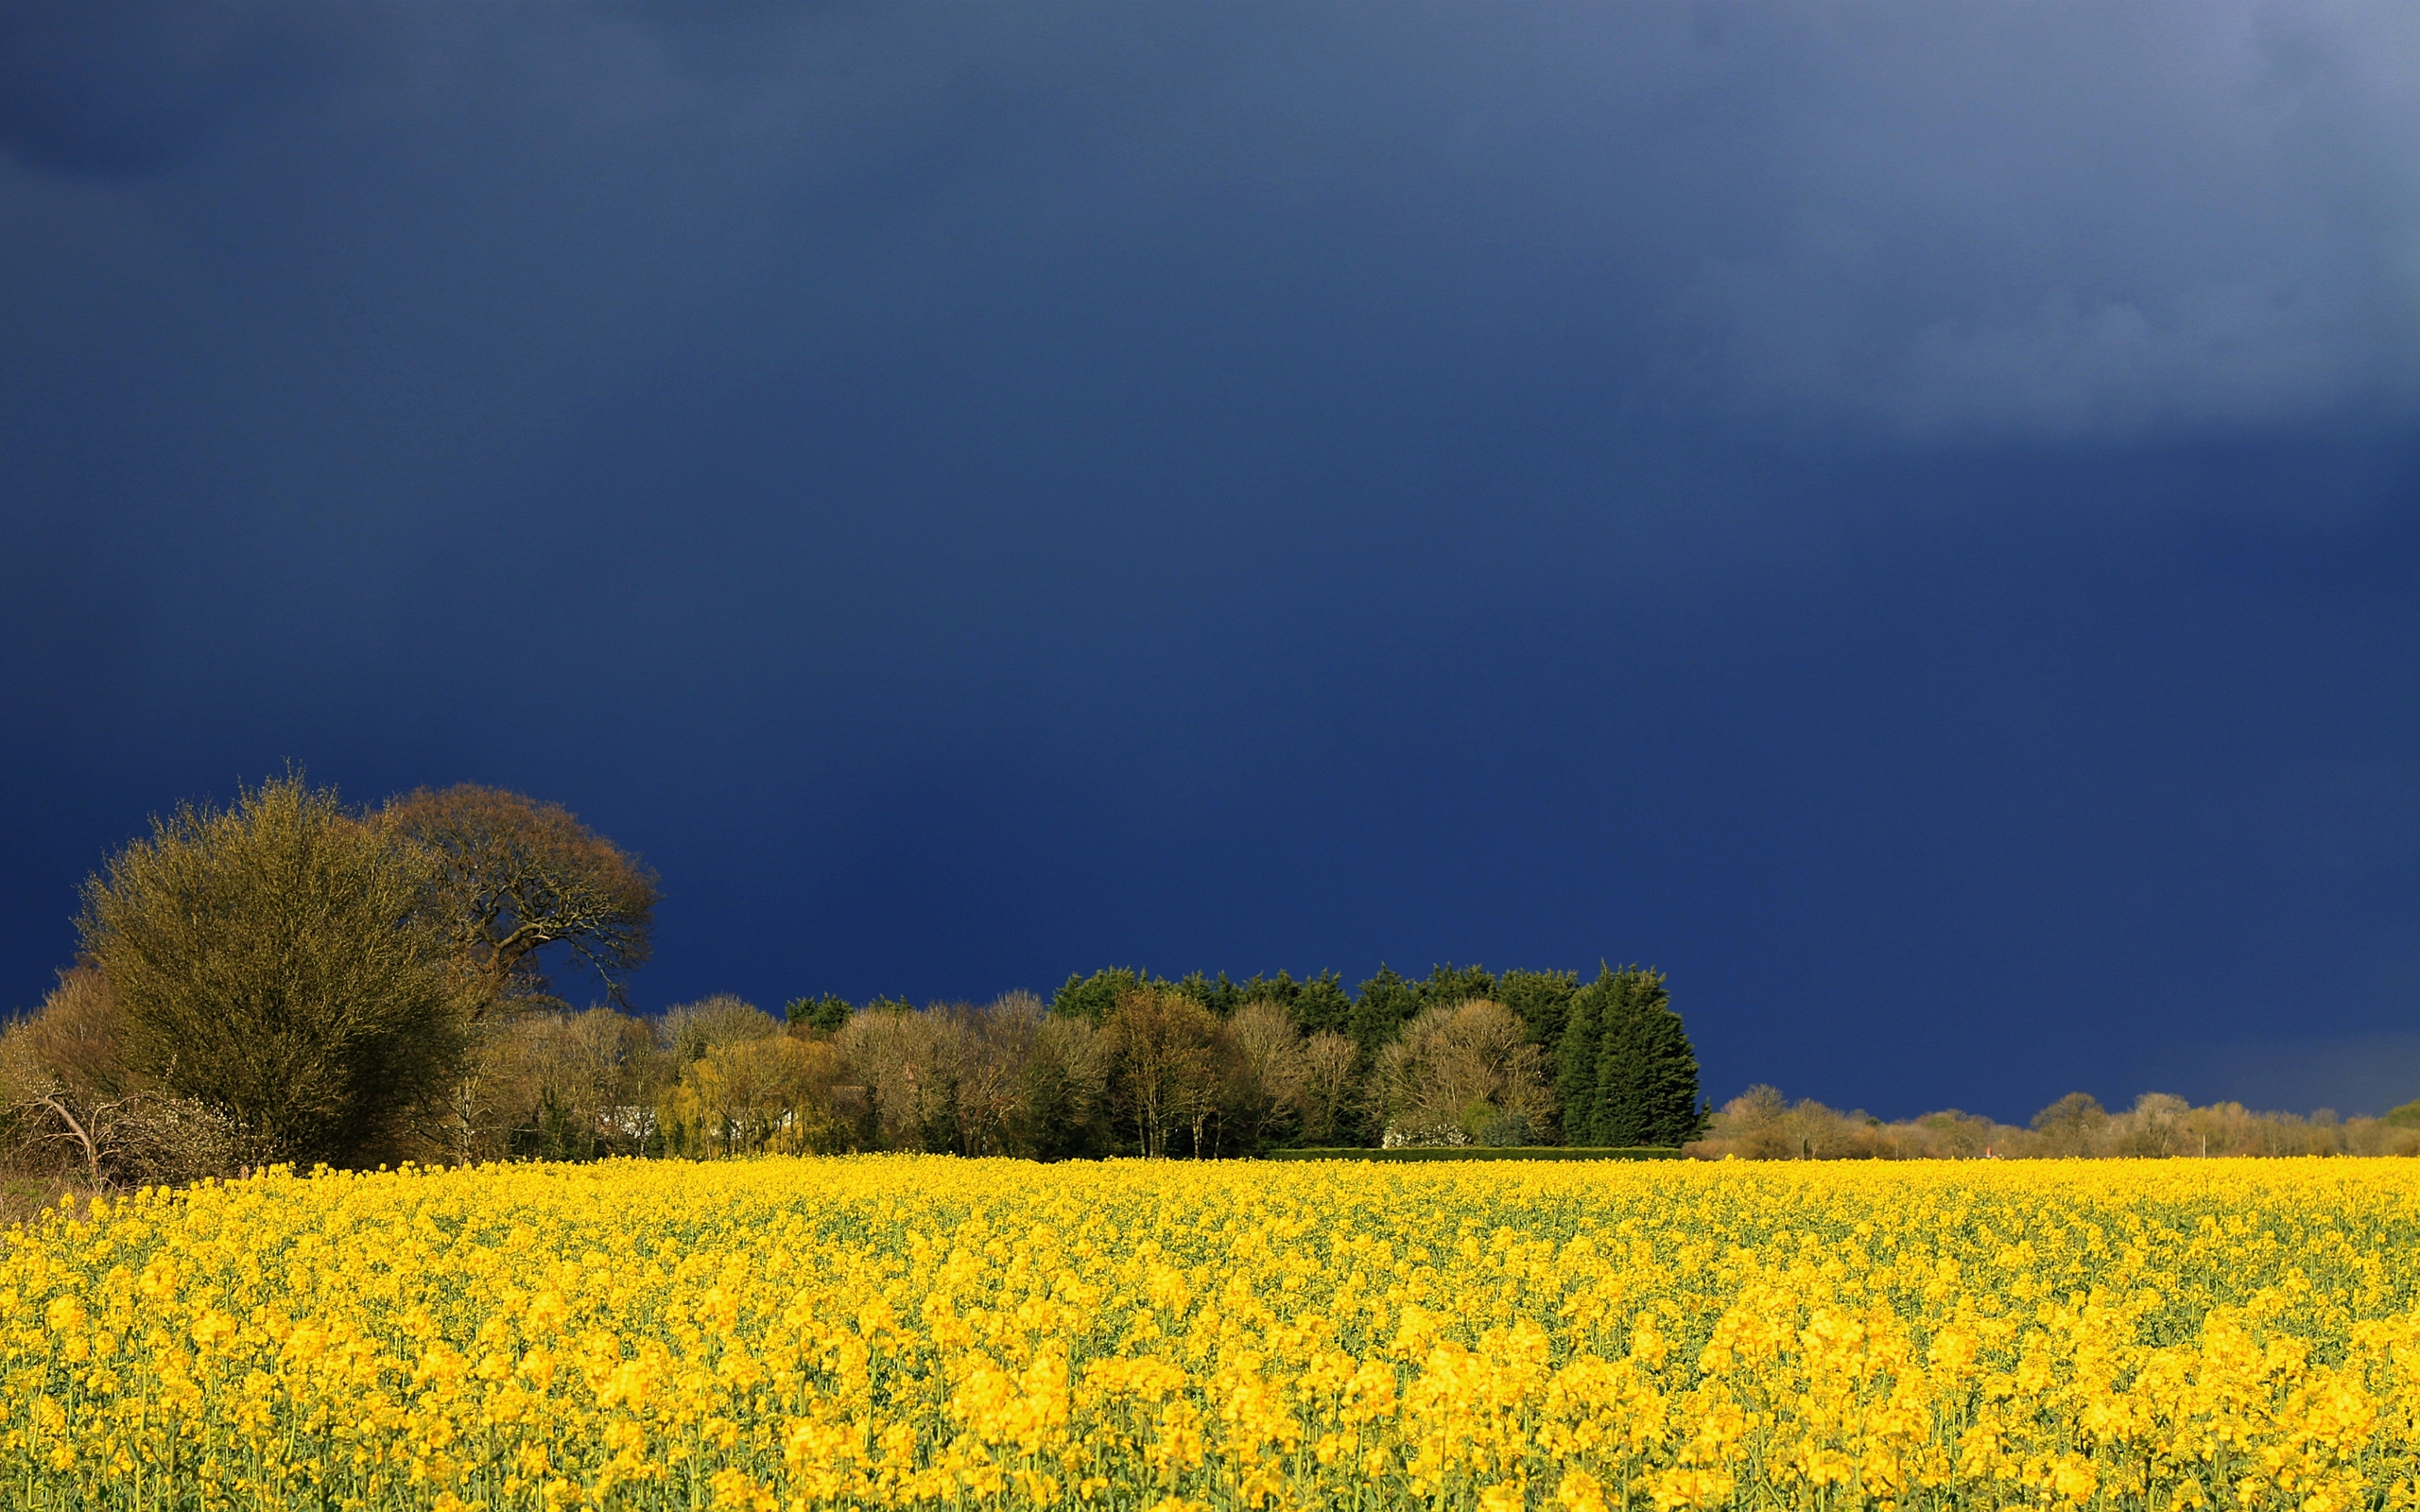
[78, 775, 474, 1166]
[382, 784, 658, 1016]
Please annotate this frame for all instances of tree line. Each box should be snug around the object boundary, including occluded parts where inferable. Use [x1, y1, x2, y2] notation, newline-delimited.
[1698, 1085, 2420, 1160]
[26, 777, 2394, 1197]
[1, 777, 1703, 1193]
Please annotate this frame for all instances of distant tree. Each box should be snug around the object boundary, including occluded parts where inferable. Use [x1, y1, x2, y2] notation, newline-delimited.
[1167, 971, 1262, 1016]
[1587, 967, 1701, 1147]
[1227, 1001, 1308, 1151]
[2115, 1092, 2191, 1158]
[1102, 987, 1227, 1159]
[1413, 963, 1497, 1011]
[531, 1006, 658, 1159]
[1171, 968, 1361, 1036]
[661, 1031, 847, 1158]
[452, 1005, 662, 1162]
[835, 1004, 962, 1152]
[2030, 1091, 2110, 1157]
[1349, 966, 1420, 1058]
[1278, 971, 1355, 1039]
[1719, 1084, 1792, 1159]
[786, 994, 853, 1035]
[1497, 969, 1579, 1061]
[381, 784, 658, 1016]
[1554, 976, 1605, 1142]
[661, 994, 782, 1063]
[1051, 968, 1152, 1023]
[942, 993, 1047, 1158]
[78, 775, 473, 1167]
[1008, 1013, 1112, 1160]
[1297, 1031, 1361, 1145]
[1377, 999, 1555, 1147]
[2387, 1100, 2420, 1130]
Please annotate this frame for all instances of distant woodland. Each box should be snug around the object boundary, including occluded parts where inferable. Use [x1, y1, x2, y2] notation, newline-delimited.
[5, 778, 2414, 1211]
[1696, 1085, 2420, 1160]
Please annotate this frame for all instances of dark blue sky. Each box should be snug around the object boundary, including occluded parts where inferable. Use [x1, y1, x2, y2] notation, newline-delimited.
[4, 3, 2415, 1121]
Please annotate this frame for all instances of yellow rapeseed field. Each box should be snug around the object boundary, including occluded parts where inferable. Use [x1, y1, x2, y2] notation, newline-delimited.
[5, 1158, 2417, 1512]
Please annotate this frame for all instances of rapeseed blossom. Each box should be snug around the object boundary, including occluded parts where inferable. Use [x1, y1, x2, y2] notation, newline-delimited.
[5, 1158, 2417, 1509]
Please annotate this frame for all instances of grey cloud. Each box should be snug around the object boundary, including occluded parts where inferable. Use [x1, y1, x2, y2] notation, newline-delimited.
[1660, 5, 2420, 438]
[3, 1, 2416, 462]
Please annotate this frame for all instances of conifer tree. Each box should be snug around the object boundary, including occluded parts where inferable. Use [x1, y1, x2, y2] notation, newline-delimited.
[1413, 962, 1496, 1011]
[1498, 968, 1578, 1061]
[1051, 968, 1150, 1022]
[1273, 971, 1353, 1039]
[1554, 972, 1607, 1142]
[1587, 968, 1702, 1147]
[1348, 966, 1419, 1058]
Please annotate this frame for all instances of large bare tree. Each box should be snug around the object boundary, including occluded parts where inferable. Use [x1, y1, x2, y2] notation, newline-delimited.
[836, 1004, 966, 1152]
[1227, 1000, 1308, 1150]
[1102, 987, 1227, 1159]
[1297, 1030, 1361, 1145]
[1378, 998, 1555, 1147]
[382, 784, 659, 1015]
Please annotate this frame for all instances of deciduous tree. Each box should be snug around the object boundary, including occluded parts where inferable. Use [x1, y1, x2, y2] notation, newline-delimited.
[78, 775, 472, 1166]
[1227, 1000, 1308, 1150]
[1377, 999, 1554, 1146]
[1297, 1030, 1361, 1145]
[1102, 987, 1226, 1159]
[382, 784, 658, 1015]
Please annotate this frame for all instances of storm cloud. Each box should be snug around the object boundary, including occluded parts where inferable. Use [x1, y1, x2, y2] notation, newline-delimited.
[3, 2, 2415, 1118]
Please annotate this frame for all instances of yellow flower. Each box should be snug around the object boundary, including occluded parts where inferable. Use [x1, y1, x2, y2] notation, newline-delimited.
[1, 1153, 2415, 1511]
[1556, 1468, 1608, 1512]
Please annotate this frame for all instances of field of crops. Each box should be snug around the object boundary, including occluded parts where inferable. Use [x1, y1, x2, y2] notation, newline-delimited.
[6, 1158, 2417, 1512]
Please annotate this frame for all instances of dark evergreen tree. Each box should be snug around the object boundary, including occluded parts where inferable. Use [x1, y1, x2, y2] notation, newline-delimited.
[1413, 962, 1496, 1010]
[1498, 969, 1579, 1061]
[1587, 968, 1701, 1147]
[1348, 965, 1420, 1057]
[785, 994, 853, 1034]
[1050, 968, 1151, 1022]
[1555, 970, 1610, 1142]
[1277, 971, 1354, 1038]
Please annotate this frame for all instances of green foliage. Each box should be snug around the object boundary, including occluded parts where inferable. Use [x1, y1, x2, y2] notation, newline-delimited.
[1279, 971, 1354, 1038]
[1553, 966, 1702, 1148]
[785, 995, 853, 1034]
[1051, 969, 1150, 1023]
[1414, 963, 1496, 1010]
[1554, 980, 1603, 1143]
[1349, 966, 1420, 1057]
[77, 774, 473, 1167]
[1221, 969, 1354, 1038]
[2386, 1100, 2420, 1130]
[1167, 971, 1245, 1015]
[1498, 968, 1579, 1060]
[1586, 967, 1702, 1148]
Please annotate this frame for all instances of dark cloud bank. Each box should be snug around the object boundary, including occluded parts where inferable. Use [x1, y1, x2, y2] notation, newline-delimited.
[3, 2, 2415, 1121]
